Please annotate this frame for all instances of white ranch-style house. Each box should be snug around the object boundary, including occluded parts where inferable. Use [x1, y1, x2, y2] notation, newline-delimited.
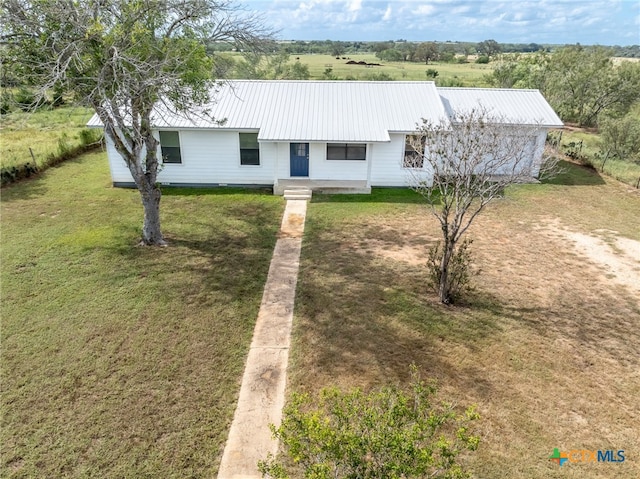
[88, 81, 563, 194]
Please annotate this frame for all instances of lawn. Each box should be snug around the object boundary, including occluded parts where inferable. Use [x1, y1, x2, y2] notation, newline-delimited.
[0, 151, 284, 477]
[0, 106, 97, 170]
[288, 163, 640, 478]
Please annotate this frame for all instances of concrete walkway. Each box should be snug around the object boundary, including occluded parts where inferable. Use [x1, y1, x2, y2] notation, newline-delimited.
[217, 198, 308, 479]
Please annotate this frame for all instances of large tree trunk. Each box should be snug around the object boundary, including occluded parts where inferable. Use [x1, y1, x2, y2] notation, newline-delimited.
[139, 179, 166, 246]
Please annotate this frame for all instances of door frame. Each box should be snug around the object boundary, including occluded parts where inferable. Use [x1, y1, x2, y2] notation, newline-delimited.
[289, 142, 310, 177]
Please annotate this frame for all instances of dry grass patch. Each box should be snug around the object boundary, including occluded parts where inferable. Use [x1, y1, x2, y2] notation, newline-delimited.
[289, 166, 640, 478]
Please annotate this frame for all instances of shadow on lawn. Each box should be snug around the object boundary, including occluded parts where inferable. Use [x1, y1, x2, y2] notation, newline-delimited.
[542, 160, 606, 186]
[0, 170, 50, 201]
[167, 201, 280, 298]
[292, 221, 505, 400]
[161, 186, 274, 197]
[311, 187, 429, 204]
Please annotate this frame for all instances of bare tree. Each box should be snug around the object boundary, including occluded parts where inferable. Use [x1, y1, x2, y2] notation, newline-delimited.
[1, 0, 273, 245]
[406, 108, 557, 303]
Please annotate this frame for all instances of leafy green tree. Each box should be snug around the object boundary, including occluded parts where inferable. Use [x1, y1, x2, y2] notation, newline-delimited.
[544, 46, 640, 126]
[487, 53, 549, 89]
[415, 42, 439, 64]
[259, 367, 479, 479]
[439, 43, 457, 63]
[289, 60, 311, 80]
[396, 41, 417, 61]
[235, 52, 310, 80]
[371, 41, 394, 54]
[598, 114, 640, 171]
[2, 0, 271, 245]
[476, 39, 501, 59]
[330, 41, 346, 57]
[376, 48, 404, 62]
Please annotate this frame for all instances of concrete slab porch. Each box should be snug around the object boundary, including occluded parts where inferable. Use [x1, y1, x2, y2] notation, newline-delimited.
[274, 179, 371, 195]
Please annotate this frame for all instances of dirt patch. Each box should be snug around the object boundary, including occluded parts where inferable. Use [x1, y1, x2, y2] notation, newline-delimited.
[539, 220, 640, 298]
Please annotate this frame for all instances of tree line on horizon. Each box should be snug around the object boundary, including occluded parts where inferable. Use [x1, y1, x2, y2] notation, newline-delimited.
[209, 38, 640, 60]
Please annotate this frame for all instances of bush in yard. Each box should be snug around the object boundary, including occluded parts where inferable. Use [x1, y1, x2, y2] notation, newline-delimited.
[259, 367, 480, 479]
[427, 238, 477, 303]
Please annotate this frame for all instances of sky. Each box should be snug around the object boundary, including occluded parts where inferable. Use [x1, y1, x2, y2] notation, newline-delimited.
[245, 0, 640, 46]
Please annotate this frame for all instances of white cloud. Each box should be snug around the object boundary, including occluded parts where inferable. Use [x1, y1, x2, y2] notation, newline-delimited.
[382, 4, 392, 21]
[348, 0, 362, 12]
[259, 0, 640, 45]
[414, 5, 435, 16]
[451, 5, 471, 15]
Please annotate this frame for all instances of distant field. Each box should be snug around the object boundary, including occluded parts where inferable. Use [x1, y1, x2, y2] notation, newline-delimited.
[292, 53, 493, 84]
[0, 106, 95, 169]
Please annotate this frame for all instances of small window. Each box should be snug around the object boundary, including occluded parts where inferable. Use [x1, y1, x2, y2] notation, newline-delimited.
[326, 143, 366, 161]
[240, 133, 260, 166]
[403, 135, 424, 168]
[159, 131, 182, 164]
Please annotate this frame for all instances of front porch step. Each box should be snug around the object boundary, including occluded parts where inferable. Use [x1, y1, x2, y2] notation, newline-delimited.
[283, 188, 312, 200]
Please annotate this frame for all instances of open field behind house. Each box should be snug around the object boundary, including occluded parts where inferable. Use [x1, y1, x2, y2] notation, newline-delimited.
[228, 52, 493, 84]
[288, 162, 640, 478]
[0, 106, 96, 170]
[297, 54, 493, 83]
[0, 151, 284, 477]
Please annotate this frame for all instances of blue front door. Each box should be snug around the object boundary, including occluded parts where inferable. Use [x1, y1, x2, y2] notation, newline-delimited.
[290, 143, 309, 177]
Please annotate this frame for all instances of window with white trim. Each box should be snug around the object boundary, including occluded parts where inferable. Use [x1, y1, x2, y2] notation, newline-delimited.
[240, 133, 260, 165]
[403, 135, 424, 168]
[327, 143, 366, 161]
[159, 131, 182, 164]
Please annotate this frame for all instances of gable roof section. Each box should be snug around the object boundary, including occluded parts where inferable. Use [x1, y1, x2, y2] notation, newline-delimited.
[438, 87, 564, 128]
[87, 80, 447, 142]
[87, 81, 563, 140]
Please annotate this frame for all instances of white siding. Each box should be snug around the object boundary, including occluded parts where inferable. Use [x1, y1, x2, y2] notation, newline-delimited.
[274, 142, 290, 179]
[309, 143, 368, 180]
[105, 135, 135, 183]
[106, 130, 276, 185]
[370, 134, 420, 186]
[530, 130, 549, 177]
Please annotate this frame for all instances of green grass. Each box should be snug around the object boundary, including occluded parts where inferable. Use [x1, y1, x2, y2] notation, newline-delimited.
[1, 152, 284, 477]
[230, 52, 493, 84]
[288, 164, 640, 478]
[297, 53, 493, 84]
[560, 128, 640, 187]
[0, 106, 96, 169]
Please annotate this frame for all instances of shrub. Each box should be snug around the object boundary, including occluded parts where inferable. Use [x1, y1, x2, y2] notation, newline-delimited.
[427, 238, 477, 303]
[562, 140, 594, 167]
[365, 72, 394, 81]
[79, 128, 102, 145]
[436, 77, 465, 87]
[0, 90, 13, 114]
[475, 56, 490, 64]
[259, 366, 480, 479]
[425, 68, 439, 78]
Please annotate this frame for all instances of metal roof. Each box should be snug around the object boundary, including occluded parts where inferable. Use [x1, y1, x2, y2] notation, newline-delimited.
[87, 80, 447, 142]
[438, 87, 564, 127]
[87, 81, 562, 140]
